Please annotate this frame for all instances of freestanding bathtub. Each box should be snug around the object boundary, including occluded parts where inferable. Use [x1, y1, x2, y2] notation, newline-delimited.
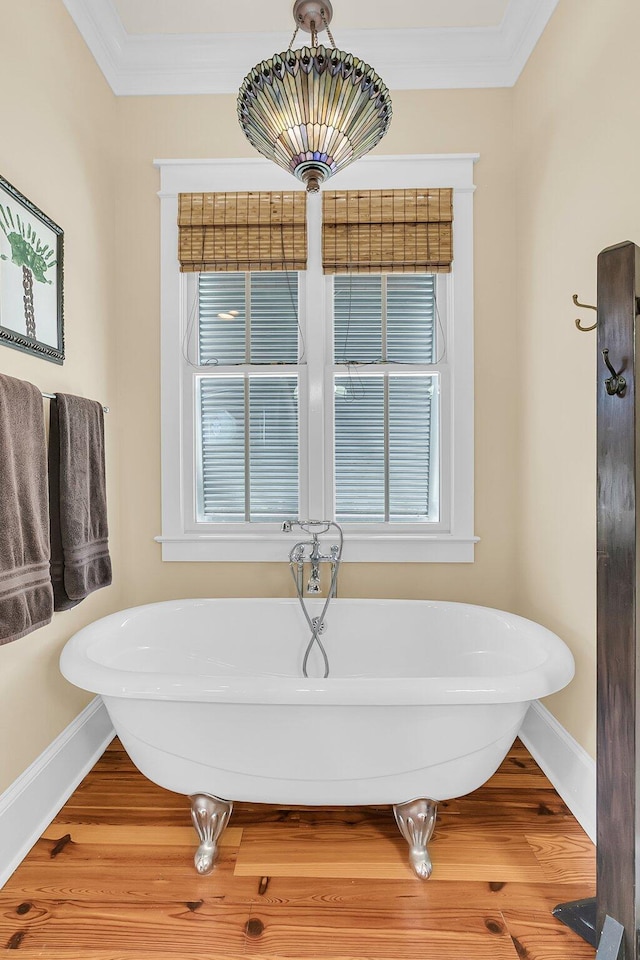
[60, 598, 574, 879]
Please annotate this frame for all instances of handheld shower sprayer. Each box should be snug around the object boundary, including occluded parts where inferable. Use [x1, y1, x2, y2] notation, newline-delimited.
[282, 519, 344, 678]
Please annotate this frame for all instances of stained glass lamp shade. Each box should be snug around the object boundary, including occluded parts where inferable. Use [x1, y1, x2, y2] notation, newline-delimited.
[237, 1, 392, 192]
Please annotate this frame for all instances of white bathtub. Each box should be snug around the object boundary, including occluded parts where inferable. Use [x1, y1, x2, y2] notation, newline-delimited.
[60, 597, 574, 877]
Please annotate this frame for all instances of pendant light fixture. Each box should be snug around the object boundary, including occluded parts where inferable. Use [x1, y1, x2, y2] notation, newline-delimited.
[237, 0, 392, 193]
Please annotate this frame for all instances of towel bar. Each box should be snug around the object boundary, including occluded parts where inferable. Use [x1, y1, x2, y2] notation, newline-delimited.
[41, 391, 109, 414]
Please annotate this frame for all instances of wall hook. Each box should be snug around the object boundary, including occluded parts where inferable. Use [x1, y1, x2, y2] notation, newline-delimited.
[602, 348, 626, 397]
[574, 294, 598, 332]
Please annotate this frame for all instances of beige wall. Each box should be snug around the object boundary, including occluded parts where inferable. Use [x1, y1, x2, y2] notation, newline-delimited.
[0, 2, 122, 791]
[5, 0, 627, 792]
[115, 88, 519, 611]
[513, 0, 640, 757]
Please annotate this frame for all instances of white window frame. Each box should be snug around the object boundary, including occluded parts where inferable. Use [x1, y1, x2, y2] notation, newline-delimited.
[155, 153, 479, 562]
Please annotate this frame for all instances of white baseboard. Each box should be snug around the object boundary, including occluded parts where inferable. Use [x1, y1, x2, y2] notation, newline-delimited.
[520, 700, 596, 843]
[0, 695, 596, 887]
[0, 697, 114, 888]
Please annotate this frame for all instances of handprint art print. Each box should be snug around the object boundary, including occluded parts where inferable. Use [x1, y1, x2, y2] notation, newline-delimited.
[0, 174, 63, 363]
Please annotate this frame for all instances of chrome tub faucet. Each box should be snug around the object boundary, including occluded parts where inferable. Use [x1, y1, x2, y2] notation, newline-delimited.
[282, 520, 344, 678]
[282, 519, 343, 597]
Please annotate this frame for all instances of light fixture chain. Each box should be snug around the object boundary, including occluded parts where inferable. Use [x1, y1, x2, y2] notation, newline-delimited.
[287, 24, 300, 49]
[320, 11, 337, 48]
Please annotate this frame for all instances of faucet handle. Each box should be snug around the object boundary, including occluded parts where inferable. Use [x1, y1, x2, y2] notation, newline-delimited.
[291, 544, 305, 562]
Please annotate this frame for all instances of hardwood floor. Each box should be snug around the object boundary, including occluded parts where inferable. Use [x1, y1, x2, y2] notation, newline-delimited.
[0, 738, 595, 958]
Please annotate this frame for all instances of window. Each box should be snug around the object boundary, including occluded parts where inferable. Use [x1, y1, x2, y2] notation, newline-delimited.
[332, 275, 440, 524]
[196, 272, 300, 523]
[157, 155, 477, 561]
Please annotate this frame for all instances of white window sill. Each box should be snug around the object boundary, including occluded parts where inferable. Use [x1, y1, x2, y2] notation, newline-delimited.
[155, 533, 479, 563]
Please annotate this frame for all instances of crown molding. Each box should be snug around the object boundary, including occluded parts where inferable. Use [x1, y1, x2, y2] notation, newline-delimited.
[62, 0, 559, 96]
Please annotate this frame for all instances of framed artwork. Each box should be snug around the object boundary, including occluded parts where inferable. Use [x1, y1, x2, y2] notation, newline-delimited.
[0, 174, 64, 363]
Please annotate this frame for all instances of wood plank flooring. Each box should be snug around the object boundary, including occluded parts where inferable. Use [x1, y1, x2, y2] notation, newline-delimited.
[0, 738, 595, 958]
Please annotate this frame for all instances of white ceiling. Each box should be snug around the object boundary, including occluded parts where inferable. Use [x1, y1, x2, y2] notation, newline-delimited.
[111, 0, 511, 36]
[62, 0, 559, 95]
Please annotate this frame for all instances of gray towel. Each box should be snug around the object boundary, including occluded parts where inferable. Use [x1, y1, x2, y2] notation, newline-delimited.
[49, 393, 112, 611]
[0, 374, 54, 644]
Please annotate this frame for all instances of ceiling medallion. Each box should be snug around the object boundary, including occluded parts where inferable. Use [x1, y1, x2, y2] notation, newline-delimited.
[237, 0, 392, 192]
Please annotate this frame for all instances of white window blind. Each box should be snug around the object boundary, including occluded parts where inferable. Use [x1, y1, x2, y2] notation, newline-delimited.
[198, 271, 298, 364]
[334, 275, 436, 363]
[196, 272, 299, 522]
[333, 275, 438, 523]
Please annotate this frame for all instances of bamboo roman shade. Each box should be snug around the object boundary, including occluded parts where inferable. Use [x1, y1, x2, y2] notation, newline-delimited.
[178, 191, 307, 273]
[322, 189, 453, 274]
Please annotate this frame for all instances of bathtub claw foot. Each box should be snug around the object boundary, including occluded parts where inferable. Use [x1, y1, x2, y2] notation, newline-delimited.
[393, 798, 437, 880]
[408, 846, 433, 880]
[194, 840, 216, 875]
[190, 794, 233, 875]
